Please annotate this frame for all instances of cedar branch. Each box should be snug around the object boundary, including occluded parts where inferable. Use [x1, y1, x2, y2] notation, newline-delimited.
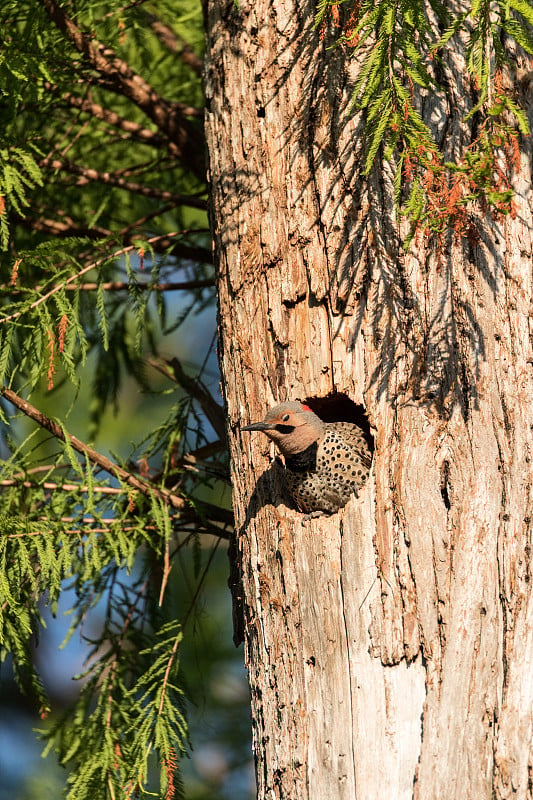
[16, 216, 213, 264]
[0, 280, 214, 295]
[0, 479, 124, 493]
[145, 13, 204, 76]
[148, 356, 227, 442]
[1, 386, 186, 509]
[41, 0, 205, 178]
[40, 158, 208, 209]
[59, 91, 172, 149]
[23, 215, 112, 239]
[0, 233, 185, 324]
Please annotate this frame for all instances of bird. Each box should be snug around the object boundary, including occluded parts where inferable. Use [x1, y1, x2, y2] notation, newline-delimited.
[241, 401, 372, 515]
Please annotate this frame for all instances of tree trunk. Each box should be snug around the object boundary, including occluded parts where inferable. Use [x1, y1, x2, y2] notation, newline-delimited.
[204, 1, 533, 798]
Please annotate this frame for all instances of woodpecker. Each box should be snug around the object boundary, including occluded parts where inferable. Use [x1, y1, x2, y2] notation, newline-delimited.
[241, 401, 372, 514]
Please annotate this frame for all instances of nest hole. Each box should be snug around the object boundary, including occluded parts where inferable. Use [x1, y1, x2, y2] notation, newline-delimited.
[304, 392, 374, 452]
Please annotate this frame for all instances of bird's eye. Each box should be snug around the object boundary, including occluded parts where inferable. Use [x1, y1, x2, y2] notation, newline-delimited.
[282, 413, 290, 422]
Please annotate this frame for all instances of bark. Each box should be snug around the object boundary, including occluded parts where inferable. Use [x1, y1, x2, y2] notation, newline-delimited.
[204, 1, 533, 798]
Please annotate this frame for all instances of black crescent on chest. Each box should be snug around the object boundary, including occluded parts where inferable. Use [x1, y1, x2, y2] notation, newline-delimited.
[284, 441, 318, 473]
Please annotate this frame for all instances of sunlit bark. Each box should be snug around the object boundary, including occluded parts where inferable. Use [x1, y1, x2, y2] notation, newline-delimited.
[205, 1, 533, 797]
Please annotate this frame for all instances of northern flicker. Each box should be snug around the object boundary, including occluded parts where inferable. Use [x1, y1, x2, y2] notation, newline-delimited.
[241, 401, 372, 514]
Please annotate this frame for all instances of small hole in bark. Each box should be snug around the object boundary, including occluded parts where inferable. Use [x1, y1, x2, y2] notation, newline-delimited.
[257, 106, 265, 117]
[440, 460, 451, 510]
[303, 392, 374, 452]
[306, 656, 316, 666]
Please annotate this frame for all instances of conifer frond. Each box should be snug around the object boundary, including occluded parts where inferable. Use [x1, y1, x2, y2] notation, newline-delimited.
[43, 615, 189, 799]
[324, 0, 531, 236]
[509, 0, 533, 25]
[0, 3, 221, 794]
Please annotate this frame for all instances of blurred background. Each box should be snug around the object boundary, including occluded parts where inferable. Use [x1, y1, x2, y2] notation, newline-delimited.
[0, 2, 257, 795]
[0, 294, 254, 799]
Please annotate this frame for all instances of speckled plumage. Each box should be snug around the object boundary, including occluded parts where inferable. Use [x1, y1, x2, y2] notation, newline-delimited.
[242, 401, 372, 514]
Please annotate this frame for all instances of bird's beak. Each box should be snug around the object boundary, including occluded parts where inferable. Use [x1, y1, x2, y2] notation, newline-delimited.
[241, 421, 275, 432]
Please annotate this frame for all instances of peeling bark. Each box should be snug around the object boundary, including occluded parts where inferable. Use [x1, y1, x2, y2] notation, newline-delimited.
[204, 1, 533, 797]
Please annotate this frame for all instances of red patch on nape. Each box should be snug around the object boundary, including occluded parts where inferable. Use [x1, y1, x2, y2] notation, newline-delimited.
[301, 404, 312, 411]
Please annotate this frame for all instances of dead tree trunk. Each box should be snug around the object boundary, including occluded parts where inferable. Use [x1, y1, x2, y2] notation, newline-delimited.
[204, 1, 533, 797]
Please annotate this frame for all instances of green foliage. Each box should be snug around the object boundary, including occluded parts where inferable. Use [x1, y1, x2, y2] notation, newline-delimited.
[0, 1, 233, 798]
[318, 0, 532, 238]
[43, 618, 188, 800]
[0, 291, 228, 797]
[0, 147, 43, 249]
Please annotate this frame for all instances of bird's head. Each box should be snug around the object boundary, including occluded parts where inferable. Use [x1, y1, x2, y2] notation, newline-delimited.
[241, 401, 324, 456]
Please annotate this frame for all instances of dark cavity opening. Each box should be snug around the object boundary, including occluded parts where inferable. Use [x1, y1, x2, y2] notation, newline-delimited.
[303, 392, 374, 452]
[440, 460, 451, 510]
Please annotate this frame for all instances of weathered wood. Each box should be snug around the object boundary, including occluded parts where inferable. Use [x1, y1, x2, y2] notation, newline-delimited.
[204, 0, 533, 797]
